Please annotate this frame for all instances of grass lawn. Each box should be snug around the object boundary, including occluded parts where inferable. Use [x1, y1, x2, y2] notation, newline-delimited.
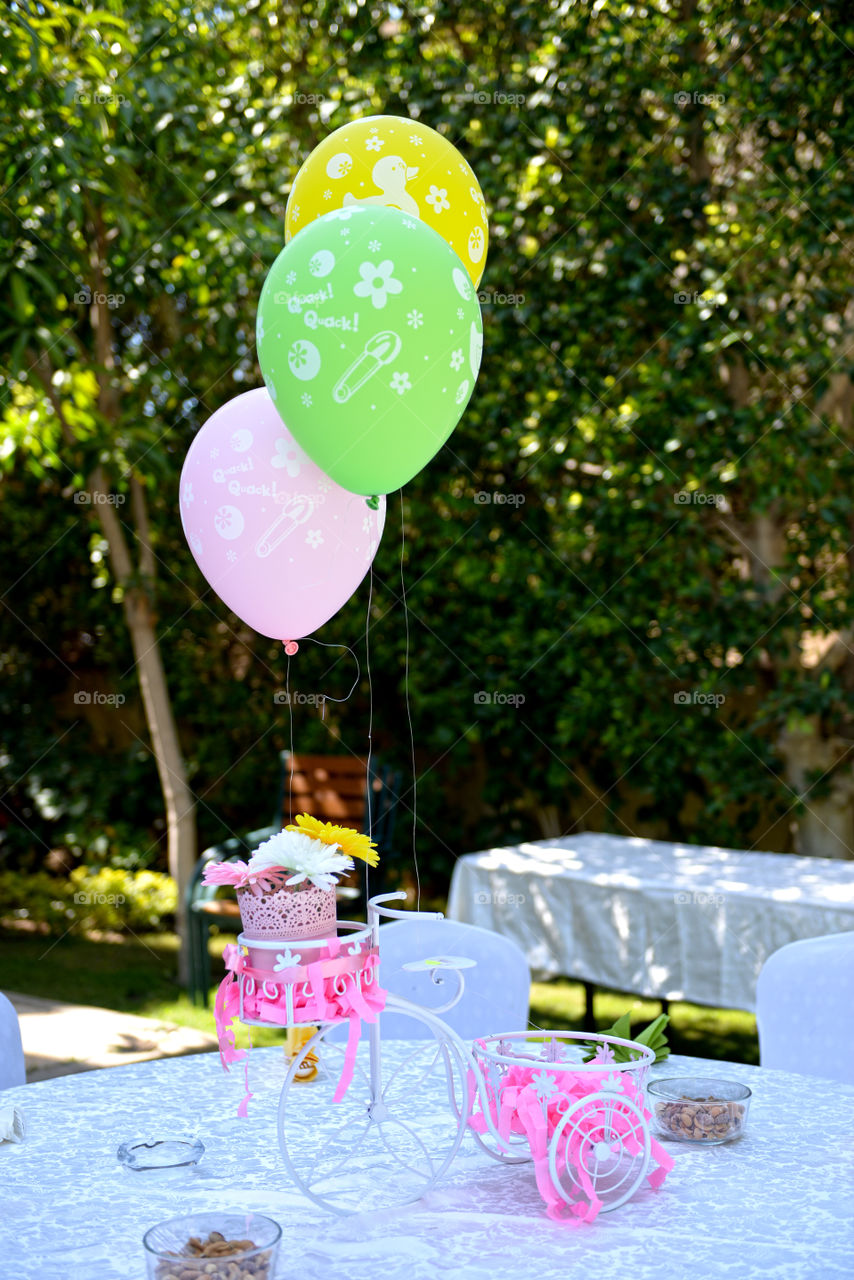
[0, 924, 759, 1063]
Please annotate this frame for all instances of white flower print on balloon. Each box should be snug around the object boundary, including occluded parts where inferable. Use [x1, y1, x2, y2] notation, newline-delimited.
[407, 309, 423, 329]
[286, 271, 297, 285]
[452, 267, 472, 301]
[271, 438, 303, 476]
[353, 260, 403, 310]
[226, 549, 237, 563]
[455, 379, 471, 405]
[323, 188, 332, 200]
[288, 338, 321, 381]
[214, 505, 244, 540]
[390, 371, 411, 395]
[469, 321, 484, 378]
[362, 515, 372, 534]
[425, 185, 450, 213]
[325, 153, 352, 179]
[468, 225, 485, 263]
[365, 136, 384, 152]
[309, 250, 335, 278]
[265, 377, 278, 402]
[290, 206, 300, 222]
[457, 307, 465, 320]
[409, 133, 422, 145]
[305, 530, 324, 549]
[190, 533, 203, 556]
[368, 240, 381, 253]
[257, 313, 265, 342]
[301, 392, 313, 407]
[450, 348, 464, 372]
[210, 447, 220, 460]
[182, 481, 194, 507]
[230, 428, 253, 453]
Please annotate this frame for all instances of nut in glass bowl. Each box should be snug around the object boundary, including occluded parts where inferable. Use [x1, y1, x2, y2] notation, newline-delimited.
[647, 1076, 751, 1144]
[142, 1212, 281, 1280]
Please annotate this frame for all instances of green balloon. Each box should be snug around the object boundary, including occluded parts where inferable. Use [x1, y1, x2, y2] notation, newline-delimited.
[256, 205, 483, 495]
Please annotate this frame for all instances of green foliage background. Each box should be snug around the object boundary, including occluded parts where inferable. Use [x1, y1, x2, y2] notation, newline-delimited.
[2, 0, 853, 888]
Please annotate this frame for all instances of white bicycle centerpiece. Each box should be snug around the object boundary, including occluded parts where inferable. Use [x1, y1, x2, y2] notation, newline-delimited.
[222, 893, 668, 1221]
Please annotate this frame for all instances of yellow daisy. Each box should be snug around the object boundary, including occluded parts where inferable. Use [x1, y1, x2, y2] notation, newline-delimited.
[286, 813, 380, 867]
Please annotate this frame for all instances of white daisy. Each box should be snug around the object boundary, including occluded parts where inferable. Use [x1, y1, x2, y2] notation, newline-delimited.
[249, 830, 353, 891]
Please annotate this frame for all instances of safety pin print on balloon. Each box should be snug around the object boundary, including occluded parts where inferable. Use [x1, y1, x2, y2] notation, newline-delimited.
[255, 494, 315, 558]
[332, 330, 402, 404]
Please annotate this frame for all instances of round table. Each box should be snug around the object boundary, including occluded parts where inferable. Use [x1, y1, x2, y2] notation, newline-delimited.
[1, 1044, 852, 1279]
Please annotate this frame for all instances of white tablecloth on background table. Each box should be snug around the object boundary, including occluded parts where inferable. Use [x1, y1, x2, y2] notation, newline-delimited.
[447, 833, 854, 1009]
[2, 1042, 853, 1280]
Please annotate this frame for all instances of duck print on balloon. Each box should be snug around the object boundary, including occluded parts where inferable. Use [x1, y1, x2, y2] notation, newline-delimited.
[342, 156, 420, 216]
[285, 115, 488, 286]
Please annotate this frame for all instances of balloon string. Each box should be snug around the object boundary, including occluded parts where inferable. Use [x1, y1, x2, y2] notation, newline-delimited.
[364, 565, 374, 907]
[286, 653, 294, 825]
[302, 638, 361, 716]
[399, 490, 420, 912]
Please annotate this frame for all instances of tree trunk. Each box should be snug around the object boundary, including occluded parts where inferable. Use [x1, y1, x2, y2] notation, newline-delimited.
[85, 206, 197, 977]
[777, 721, 854, 859]
[33, 338, 199, 980]
[91, 467, 197, 977]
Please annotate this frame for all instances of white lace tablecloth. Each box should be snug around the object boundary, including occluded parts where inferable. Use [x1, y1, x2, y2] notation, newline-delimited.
[447, 833, 854, 1008]
[2, 1043, 853, 1279]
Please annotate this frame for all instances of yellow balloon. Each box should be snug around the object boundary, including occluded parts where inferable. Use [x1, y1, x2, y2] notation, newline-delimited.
[285, 115, 488, 286]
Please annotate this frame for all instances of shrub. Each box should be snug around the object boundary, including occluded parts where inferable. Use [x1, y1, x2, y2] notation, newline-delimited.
[0, 868, 177, 935]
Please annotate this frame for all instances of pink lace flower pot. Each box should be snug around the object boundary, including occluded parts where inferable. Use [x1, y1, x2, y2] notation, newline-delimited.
[237, 883, 337, 970]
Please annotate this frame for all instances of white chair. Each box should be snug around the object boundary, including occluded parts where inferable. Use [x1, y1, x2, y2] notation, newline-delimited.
[0, 992, 25, 1089]
[756, 932, 854, 1084]
[373, 917, 531, 1040]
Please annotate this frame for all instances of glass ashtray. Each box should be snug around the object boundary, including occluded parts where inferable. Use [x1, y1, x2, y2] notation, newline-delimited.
[118, 1135, 205, 1172]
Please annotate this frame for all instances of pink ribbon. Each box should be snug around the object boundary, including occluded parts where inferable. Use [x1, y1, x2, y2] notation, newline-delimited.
[467, 1060, 672, 1223]
[213, 946, 386, 1115]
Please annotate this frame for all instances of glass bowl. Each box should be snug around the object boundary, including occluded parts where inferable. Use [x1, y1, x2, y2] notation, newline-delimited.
[143, 1212, 281, 1280]
[117, 1135, 204, 1174]
[647, 1076, 751, 1144]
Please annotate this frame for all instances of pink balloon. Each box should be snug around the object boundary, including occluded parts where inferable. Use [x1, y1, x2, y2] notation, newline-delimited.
[179, 388, 386, 640]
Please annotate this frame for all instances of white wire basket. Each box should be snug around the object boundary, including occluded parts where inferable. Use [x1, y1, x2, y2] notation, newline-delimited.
[469, 1031, 661, 1219]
